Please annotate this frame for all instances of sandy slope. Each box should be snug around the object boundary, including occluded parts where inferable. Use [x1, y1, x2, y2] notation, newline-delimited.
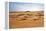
[9, 11, 44, 29]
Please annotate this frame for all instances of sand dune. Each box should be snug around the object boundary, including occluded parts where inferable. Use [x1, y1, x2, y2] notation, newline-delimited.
[9, 11, 44, 29]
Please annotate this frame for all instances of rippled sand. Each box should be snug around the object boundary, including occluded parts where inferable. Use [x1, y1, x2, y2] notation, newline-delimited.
[9, 11, 44, 29]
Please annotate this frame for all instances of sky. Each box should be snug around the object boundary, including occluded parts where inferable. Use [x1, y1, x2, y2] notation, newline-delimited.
[9, 2, 44, 12]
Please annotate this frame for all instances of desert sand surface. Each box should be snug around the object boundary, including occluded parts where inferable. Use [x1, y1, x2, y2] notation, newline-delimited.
[9, 11, 44, 29]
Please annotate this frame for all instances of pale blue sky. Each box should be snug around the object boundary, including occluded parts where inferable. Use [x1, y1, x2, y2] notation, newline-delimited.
[9, 2, 44, 12]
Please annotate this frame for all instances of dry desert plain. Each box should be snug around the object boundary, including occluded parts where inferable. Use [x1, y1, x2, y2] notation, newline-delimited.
[9, 11, 44, 29]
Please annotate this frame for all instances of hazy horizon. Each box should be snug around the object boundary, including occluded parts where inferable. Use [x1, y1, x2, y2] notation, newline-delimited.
[9, 2, 44, 12]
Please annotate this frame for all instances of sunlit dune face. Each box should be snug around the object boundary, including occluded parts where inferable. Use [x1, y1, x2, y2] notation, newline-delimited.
[9, 11, 44, 29]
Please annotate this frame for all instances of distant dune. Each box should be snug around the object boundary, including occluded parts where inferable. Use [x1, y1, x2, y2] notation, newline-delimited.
[9, 11, 44, 29]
